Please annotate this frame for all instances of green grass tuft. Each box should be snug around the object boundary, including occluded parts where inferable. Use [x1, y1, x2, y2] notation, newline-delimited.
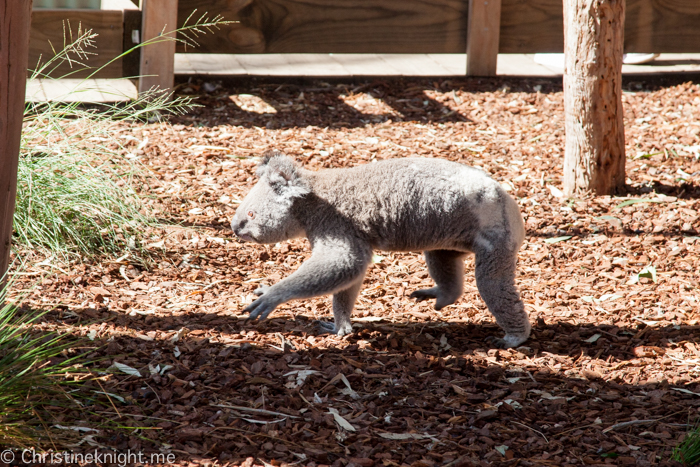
[17, 50, 198, 260]
[0, 281, 87, 446]
[15, 108, 159, 260]
[14, 11, 234, 260]
[673, 422, 700, 466]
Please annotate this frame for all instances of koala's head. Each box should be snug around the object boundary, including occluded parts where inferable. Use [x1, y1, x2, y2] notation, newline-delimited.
[231, 150, 311, 244]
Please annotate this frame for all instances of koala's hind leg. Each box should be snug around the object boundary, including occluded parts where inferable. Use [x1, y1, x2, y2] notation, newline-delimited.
[474, 240, 530, 349]
[410, 250, 466, 310]
[316, 276, 364, 337]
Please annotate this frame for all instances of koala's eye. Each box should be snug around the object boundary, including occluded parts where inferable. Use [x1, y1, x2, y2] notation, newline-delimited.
[247, 210, 255, 219]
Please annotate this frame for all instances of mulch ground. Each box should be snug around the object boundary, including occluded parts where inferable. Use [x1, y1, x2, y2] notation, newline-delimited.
[8, 75, 700, 466]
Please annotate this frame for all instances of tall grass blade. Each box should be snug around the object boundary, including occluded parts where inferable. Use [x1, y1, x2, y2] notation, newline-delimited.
[0, 280, 88, 447]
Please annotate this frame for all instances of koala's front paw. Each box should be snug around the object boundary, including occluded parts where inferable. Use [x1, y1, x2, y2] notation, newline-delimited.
[244, 294, 279, 321]
[254, 285, 271, 296]
[314, 320, 353, 337]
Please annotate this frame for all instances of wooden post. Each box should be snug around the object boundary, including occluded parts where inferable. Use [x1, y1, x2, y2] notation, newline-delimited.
[138, 0, 178, 96]
[562, 0, 626, 196]
[0, 0, 33, 281]
[466, 0, 501, 76]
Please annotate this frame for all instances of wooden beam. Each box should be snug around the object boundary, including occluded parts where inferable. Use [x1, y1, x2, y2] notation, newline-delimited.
[176, 0, 700, 55]
[1, 0, 33, 281]
[466, 0, 502, 76]
[176, 0, 469, 54]
[123, 8, 142, 78]
[139, 0, 178, 96]
[499, 0, 700, 54]
[23, 0, 700, 64]
[30, 10, 124, 79]
[624, 0, 700, 53]
[499, 0, 563, 53]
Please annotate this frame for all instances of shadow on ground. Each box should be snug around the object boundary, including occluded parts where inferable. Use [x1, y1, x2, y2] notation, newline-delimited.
[29, 303, 694, 466]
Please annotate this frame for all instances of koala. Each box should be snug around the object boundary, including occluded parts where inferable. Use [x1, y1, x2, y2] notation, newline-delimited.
[231, 150, 530, 348]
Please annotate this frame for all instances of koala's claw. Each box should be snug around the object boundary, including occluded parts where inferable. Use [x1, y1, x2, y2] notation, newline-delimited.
[254, 285, 271, 296]
[243, 295, 278, 321]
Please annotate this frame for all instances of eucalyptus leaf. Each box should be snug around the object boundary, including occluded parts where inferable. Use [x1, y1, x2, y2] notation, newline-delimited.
[615, 199, 665, 209]
[328, 408, 356, 432]
[583, 333, 602, 343]
[544, 236, 572, 244]
[109, 362, 142, 377]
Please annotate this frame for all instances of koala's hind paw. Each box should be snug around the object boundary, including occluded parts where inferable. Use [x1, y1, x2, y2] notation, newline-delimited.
[314, 320, 353, 337]
[485, 336, 509, 349]
[409, 287, 455, 311]
[485, 333, 529, 349]
[243, 295, 279, 321]
[254, 285, 271, 296]
[315, 320, 336, 334]
[409, 288, 438, 301]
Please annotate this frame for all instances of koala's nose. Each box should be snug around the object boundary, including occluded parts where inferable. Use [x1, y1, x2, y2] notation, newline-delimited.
[230, 216, 246, 235]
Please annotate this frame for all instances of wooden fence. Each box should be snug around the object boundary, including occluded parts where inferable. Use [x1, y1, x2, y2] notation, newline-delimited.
[29, 0, 700, 89]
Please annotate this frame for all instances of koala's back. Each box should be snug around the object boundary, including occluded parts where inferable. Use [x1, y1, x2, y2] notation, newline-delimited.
[306, 158, 524, 253]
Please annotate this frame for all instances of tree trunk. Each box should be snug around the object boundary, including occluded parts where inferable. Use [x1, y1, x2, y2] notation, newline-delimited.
[0, 1, 33, 281]
[562, 0, 626, 197]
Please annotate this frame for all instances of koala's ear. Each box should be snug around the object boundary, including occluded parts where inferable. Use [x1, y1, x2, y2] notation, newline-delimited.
[258, 151, 310, 198]
[256, 149, 285, 177]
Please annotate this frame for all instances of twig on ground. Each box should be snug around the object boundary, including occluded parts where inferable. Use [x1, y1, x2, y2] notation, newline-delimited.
[203, 279, 232, 290]
[209, 425, 306, 449]
[512, 420, 549, 443]
[602, 419, 657, 433]
[600, 411, 685, 434]
[210, 403, 300, 419]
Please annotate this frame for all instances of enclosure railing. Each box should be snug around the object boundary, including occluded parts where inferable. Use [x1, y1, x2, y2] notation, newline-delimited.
[30, 0, 700, 92]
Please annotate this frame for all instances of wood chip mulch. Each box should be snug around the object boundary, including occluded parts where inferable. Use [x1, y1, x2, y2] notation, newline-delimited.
[8, 76, 700, 466]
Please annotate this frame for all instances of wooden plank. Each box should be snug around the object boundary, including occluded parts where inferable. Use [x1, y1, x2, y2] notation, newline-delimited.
[377, 54, 444, 75]
[184, 54, 248, 75]
[225, 54, 297, 75]
[163, 0, 700, 56]
[29, 10, 124, 79]
[176, 0, 468, 54]
[24, 0, 700, 72]
[499, 0, 563, 53]
[624, 0, 700, 53]
[26, 78, 138, 102]
[139, 0, 178, 96]
[428, 54, 471, 75]
[1, 0, 33, 281]
[499, 0, 700, 54]
[37, 78, 108, 102]
[466, 0, 501, 76]
[175, 0, 699, 55]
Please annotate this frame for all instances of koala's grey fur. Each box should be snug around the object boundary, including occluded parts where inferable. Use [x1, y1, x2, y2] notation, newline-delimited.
[231, 150, 530, 348]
